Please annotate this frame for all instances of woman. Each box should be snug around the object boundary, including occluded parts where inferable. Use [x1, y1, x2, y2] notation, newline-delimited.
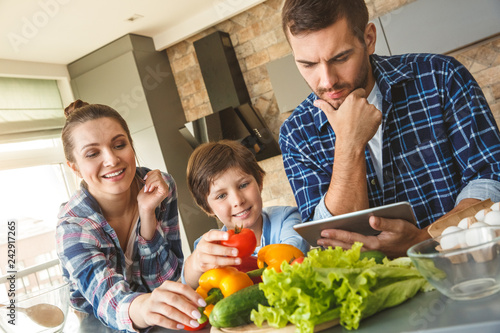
[56, 100, 205, 332]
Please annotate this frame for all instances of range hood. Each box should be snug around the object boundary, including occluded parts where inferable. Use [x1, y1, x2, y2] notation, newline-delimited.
[179, 31, 281, 161]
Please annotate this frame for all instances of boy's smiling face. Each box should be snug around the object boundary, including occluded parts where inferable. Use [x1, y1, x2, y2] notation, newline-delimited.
[207, 167, 263, 234]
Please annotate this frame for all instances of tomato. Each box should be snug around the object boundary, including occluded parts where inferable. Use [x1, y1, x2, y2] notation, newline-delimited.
[183, 320, 208, 331]
[291, 256, 305, 265]
[221, 227, 257, 258]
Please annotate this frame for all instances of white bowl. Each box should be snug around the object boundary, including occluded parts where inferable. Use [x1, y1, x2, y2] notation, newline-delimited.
[407, 226, 500, 300]
[0, 282, 70, 333]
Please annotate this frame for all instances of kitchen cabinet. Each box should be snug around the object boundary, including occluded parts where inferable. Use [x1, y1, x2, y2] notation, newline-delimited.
[380, 0, 500, 55]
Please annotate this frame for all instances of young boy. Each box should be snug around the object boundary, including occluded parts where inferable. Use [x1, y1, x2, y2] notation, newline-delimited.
[182, 140, 309, 288]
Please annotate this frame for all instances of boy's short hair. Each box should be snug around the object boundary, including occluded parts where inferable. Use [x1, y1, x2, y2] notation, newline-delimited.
[187, 140, 266, 214]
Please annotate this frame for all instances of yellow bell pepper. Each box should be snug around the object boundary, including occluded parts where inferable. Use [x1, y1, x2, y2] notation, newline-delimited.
[257, 244, 304, 272]
[195, 266, 253, 318]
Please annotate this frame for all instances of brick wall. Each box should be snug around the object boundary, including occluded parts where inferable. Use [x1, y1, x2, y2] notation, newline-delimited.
[450, 37, 500, 123]
[166, 0, 500, 209]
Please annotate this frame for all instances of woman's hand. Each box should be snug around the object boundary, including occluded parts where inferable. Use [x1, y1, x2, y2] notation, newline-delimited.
[184, 230, 242, 288]
[137, 169, 169, 213]
[317, 216, 430, 258]
[137, 169, 169, 240]
[129, 281, 207, 330]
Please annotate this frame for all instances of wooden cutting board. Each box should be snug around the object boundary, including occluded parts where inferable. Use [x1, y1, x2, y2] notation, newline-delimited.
[210, 318, 340, 333]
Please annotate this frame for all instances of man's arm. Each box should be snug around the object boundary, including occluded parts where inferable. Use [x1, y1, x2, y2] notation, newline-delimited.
[315, 88, 381, 216]
[279, 89, 381, 222]
[438, 198, 481, 220]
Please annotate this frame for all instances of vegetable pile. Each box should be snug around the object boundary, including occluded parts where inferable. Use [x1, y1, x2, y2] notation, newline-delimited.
[251, 243, 432, 332]
[207, 243, 304, 328]
[192, 227, 258, 330]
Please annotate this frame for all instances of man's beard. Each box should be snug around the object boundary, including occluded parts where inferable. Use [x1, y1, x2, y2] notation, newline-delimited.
[314, 57, 370, 110]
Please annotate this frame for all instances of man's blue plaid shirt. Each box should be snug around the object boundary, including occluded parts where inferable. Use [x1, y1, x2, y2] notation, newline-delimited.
[280, 53, 500, 228]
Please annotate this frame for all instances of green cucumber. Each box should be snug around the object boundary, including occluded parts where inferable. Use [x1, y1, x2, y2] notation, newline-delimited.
[209, 284, 269, 328]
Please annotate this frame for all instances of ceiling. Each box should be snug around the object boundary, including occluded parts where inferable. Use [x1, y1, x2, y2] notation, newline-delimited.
[0, 0, 264, 65]
[0, 0, 264, 143]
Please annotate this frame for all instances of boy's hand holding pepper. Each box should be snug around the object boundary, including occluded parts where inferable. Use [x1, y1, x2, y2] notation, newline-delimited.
[184, 230, 242, 288]
[184, 227, 258, 289]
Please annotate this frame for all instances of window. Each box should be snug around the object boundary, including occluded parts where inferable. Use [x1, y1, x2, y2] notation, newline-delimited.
[0, 139, 76, 290]
[0, 77, 65, 141]
[0, 77, 74, 298]
[0, 162, 73, 239]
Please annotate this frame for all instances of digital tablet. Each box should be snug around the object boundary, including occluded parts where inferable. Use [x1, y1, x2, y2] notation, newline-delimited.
[293, 202, 417, 246]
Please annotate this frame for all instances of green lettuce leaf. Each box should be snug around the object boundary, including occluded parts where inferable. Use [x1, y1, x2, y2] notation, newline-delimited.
[250, 243, 431, 332]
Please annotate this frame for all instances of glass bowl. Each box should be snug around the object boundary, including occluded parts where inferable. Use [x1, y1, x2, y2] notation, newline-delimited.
[407, 226, 500, 300]
[0, 282, 70, 333]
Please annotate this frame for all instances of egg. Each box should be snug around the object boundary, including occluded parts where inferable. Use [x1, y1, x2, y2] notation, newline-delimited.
[465, 222, 495, 247]
[442, 226, 463, 235]
[470, 221, 489, 228]
[457, 218, 469, 229]
[490, 202, 500, 211]
[484, 210, 500, 226]
[457, 216, 476, 229]
[474, 208, 492, 222]
[440, 226, 466, 250]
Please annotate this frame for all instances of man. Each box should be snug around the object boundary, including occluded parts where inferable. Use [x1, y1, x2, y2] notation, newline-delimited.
[279, 0, 500, 257]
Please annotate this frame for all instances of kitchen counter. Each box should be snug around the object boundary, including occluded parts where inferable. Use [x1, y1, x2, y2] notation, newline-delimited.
[327, 289, 500, 333]
[64, 290, 500, 333]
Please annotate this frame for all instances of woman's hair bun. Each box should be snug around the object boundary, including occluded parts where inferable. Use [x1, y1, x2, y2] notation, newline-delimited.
[64, 99, 90, 118]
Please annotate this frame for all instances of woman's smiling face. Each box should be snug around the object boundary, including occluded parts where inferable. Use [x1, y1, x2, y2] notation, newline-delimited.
[68, 117, 136, 199]
[206, 167, 263, 232]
